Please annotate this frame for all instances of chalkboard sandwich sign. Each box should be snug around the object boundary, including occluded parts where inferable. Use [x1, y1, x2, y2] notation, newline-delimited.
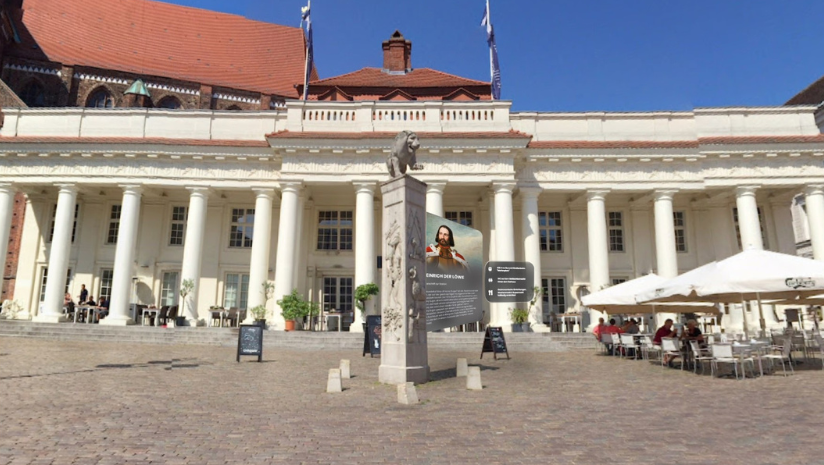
[480, 326, 509, 360]
[237, 324, 263, 362]
[362, 315, 382, 357]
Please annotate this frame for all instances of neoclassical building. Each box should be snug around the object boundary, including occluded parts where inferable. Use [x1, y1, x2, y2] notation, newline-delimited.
[1, 0, 824, 333]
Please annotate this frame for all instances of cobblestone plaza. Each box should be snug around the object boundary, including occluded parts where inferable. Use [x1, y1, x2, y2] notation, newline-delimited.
[1, 337, 823, 465]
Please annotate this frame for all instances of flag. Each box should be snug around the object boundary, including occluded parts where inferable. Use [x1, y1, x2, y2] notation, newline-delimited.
[480, 0, 502, 100]
[301, 1, 314, 101]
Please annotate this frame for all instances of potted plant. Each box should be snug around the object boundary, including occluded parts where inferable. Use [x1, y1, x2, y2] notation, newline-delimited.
[509, 307, 529, 332]
[354, 283, 379, 318]
[277, 289, 320, 331]
[177, 279, 194, 327]
[249, 281, 275, 327]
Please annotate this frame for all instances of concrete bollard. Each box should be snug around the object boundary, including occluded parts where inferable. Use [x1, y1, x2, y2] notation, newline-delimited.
[327, 368, 342, 393]
[397, 382, 419, 405]
[466, 366, 482, 390]
[340, 359, 351, 379]
[456, 358, 468, 377]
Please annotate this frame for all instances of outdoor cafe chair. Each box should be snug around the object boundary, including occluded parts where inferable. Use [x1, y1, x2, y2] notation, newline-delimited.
[711, 343, 754, 380]
[688, 340, 713, 375]
[811, 333, 824, 369]
[620, 334, 637, 359]
[599, 333, 614, 356]
[661, 338, 684, 370]
[763, 338, 794, 376]
[641, 335, 661, 361]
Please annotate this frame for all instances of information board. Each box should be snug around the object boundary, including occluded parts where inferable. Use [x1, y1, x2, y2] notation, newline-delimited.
[425, 213, 484, 332]
[236, 325, 263, 362]
[363, 315, 382, 357]
[484, 261, 535, 303]
[480, 326, 509, 360]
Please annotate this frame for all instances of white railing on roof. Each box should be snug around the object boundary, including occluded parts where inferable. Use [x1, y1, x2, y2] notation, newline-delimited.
[283, 101, 512, 133]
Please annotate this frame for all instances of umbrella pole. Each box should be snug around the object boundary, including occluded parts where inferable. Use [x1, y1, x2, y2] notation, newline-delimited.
[756, 292, 766, 338]
[740, 295, 749, 340]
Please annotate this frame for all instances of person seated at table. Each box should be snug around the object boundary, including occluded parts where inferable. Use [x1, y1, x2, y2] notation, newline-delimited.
[98, 297, 110, 319]
[623, 318, 640, 335]
[653, 319, 676, 346]
[605, 318, 624, 335]
[85, 295, 97, 307]
[63, 292, 75, 318]
[592, 317, 607, 342]
[681, 319, 705, 344]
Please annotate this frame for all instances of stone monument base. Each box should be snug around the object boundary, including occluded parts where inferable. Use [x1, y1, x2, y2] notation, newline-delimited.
[379, 363, 429, 385]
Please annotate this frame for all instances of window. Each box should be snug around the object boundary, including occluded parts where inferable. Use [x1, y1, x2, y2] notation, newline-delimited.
[539, 211, 563, 252]
[98, 269, 113, 303]
[48, 204, 80, 243]
[323, 277, 354, 313]
[169, 206, 187, 246]
[541, 277, 567, 321]
[611, 277, 627, 286]
[157, 97, 182, 109]
[608, 211, 624, 252]
[20, 81, 46, 107]
[160, 272, 180, 306]
[86, 88, 114, 108]
[445, 211, 473, 227]
[733, 207, 769, 250]
[106, 205, 121, 244]
[317, 211, 353, 250]
[229, 208, 254, 248]
[674, 211, 687, 253]
[38, 267, 72, 302]
[223, 273, 250, 310]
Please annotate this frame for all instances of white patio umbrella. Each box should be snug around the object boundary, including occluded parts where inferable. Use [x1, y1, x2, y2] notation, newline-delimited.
[637, 249, 824, 335]
[582, 273, 718, 315]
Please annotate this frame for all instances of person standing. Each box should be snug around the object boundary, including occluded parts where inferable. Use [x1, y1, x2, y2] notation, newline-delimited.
[78, 284, 88, 304]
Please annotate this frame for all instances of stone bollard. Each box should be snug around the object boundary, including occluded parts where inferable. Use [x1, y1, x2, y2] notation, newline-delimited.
[456, 358, 468, 377]
[466, 366, 482, 391]
[327, 368, 342, 393]
[397, 382, 419, 405]
[340, 359, 351, 379]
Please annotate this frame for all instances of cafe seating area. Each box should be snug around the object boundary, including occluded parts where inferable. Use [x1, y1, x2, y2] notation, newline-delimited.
[599, 328, 824, 380]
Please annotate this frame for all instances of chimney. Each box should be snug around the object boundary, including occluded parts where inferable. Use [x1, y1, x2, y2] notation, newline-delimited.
[382, 30, 412, 73]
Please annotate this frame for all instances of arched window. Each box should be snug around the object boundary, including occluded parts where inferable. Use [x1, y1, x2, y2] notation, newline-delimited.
[20, 81, 46, 107]
[157, 97, 182, 109]
[86, 88, 114, 108]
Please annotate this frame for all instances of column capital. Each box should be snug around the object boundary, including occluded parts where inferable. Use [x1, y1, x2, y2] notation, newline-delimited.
[0, 183, 15, 193]
[586, 189, 610, 202]
[55, 184, 78, 195]
[425, 181, 447, 194]
[653, 189, 678, 202]
[805, 185, 824, 197]
[735, 185, 760, 197]
[278, 181, 303, 195]
[519, 187, 542, 199]
[353, 181, 377, 194]
[118, 184, 143, 195]
[250, 187, 276, 199]
[491, 181, 516, 194]
[186, 186, 213, 197]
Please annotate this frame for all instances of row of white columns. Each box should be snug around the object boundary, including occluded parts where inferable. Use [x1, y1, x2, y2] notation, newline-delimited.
[1, 182, 822, 329]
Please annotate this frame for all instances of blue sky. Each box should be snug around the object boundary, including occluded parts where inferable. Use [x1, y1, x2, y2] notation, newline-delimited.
[164, 0, 824, 112]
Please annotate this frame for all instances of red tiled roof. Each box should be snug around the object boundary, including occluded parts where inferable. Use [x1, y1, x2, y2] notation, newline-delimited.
[786, 75, 824, 105]
[0, 136, 269, 147]
[699, 135, 824, 145]
[267, 130, 531, 140]
[308, 68, 490, 89]
[528, 140, 698, 149]
[12, 0, 310, 98]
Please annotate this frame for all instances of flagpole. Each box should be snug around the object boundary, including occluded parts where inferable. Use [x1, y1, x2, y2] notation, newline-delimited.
[487, 0, 494, 100]
[302, 0, 311, 101]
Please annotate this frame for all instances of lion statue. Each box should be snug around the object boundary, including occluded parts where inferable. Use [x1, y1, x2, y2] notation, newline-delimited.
[386, 130, 423, 178]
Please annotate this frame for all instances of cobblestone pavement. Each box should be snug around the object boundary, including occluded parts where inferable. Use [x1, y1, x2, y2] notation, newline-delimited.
[1, 337, 823, 465]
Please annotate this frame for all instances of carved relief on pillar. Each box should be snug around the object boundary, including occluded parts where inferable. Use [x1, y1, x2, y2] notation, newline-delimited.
[384, 218, 404, 341]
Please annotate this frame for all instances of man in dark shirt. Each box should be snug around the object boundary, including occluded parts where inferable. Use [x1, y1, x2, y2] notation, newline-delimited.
[653, 318, 676, 346]
[78, 284, 88, 304]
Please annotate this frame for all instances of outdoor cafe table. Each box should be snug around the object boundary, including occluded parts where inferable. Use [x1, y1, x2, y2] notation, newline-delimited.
[142, 307, 160, 326]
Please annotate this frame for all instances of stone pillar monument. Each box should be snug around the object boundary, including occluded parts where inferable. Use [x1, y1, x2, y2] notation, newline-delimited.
[379, 131, 430, 385]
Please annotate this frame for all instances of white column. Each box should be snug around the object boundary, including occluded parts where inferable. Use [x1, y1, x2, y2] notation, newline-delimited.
[805, 185, 824, 260]
[272, 182, 301, 330]
[245, 188, 276, 323]
[35, 185, 76, 323]
[0, 184, 15, 285]
[179, 187, 210, 325]
[352, 182, 376, 333]
[426, 182, 446, 217]
[586, 190, 610, 330]
[520, 187, 548, 331]
[735, 185, 763, 250]
[491, 182, 516, 329]
[101, 185, 142, 326]
[654, 190, 679, 278]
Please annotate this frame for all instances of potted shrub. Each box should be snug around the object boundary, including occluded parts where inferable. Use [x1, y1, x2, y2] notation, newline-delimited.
[277, 289, 320, 331]
[354, 283, 380, 318]
[509, 307, 529, 332]
[249, 281, 275, 327]
[177, 279, 194, 327]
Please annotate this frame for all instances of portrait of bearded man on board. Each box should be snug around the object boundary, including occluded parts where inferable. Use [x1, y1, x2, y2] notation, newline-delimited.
[426, 224, 469, 272]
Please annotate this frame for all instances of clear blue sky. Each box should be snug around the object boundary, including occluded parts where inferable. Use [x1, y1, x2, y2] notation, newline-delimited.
[164, 0, 824, 112]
